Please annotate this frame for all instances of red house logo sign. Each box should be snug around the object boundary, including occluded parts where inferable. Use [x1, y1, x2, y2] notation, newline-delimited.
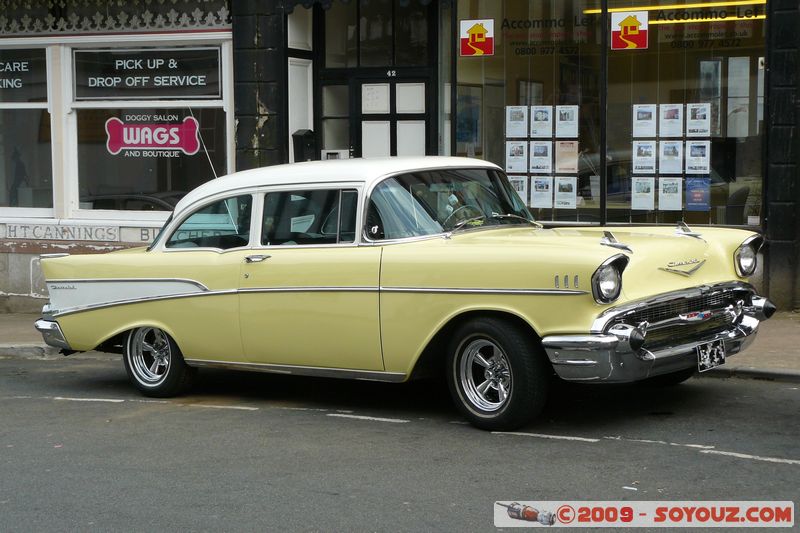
[611, 11, 648, 50]
[460, 19, 494, 56]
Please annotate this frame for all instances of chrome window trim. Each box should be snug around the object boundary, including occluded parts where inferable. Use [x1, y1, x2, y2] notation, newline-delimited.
[159, 191, 259, 253]
[590, 281, 756, 333]
[184, 359, 407, 382]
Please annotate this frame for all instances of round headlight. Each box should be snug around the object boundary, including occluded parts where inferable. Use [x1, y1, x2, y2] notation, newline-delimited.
[593, 264, 622, 303]
[735, 244, 757, 276]
[734, 236, 762, 277]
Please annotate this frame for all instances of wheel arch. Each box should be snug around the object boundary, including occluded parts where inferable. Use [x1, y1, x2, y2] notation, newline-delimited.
[409, 309, 548, 380]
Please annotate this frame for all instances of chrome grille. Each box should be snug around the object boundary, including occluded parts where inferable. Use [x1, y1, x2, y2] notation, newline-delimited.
[609, 288, 751, 349]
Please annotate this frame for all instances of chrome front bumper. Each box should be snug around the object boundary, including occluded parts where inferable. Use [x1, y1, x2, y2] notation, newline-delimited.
[541, 292, 773, 383]
[34, 319, 72, 350]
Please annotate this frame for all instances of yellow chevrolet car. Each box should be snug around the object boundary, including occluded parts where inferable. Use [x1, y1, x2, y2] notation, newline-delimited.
[35, 157, 774, 430]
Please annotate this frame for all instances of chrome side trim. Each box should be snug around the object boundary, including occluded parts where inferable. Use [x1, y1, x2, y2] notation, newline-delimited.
[380, 287, 587, 296]
[48, 278, 211, 291]
[184, 359, 407, 383]
[49, 284, 586, 318]
[591, 281, 755, 333]
[52, 289, 239, 317]
[239, 286, 377, 294]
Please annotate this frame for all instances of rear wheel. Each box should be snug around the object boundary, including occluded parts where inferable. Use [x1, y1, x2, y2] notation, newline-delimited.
[123, 327, 195, 397]
[446, 318, 548, 431]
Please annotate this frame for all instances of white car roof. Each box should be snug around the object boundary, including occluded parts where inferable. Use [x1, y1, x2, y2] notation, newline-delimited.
[173, 156, 500, 216]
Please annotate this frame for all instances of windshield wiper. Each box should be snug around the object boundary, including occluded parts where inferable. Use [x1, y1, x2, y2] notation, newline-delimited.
[449, 214, 488, 232]
[491, 213, 543, 228]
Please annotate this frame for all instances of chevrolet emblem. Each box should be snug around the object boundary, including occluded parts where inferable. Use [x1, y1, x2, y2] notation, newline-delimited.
[659, 258, 706, 276]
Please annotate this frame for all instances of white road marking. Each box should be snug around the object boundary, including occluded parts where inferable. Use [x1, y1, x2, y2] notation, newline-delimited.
[53, 396, 124, 403]
[605, 436, 715, 450]
[699, 449, 800, 465]
[493, 431, 600, 443]
[327, 413, 409, 423]
[186, 404, 259, 411]
[622, 486, 638, 491]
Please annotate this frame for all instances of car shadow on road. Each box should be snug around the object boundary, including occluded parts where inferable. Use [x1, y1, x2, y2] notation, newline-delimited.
[188, 367, 718, 430]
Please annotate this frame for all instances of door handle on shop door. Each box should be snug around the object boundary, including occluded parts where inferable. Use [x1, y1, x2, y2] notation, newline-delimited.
[244, 255, 271, 263]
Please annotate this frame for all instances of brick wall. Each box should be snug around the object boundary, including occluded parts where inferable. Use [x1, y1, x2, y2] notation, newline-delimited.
[766, 0, 800, 309]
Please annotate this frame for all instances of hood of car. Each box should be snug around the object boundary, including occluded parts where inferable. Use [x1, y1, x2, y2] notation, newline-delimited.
[448, 225, 753, 303]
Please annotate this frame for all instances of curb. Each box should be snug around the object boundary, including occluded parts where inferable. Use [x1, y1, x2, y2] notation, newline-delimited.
[702, 366, 800, 384]
[0, 344, 59, 358]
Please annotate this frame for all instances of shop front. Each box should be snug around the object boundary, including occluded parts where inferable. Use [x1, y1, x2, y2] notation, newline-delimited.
[0, 0, 797, 311]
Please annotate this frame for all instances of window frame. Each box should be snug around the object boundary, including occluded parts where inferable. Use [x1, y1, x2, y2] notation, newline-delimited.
[260, 185, 362, 248]
[0, 31, 233, 225]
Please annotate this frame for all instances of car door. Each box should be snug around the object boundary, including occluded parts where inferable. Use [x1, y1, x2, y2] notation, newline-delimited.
[155, 193, 255, 362]
[238, 186, 384, 371]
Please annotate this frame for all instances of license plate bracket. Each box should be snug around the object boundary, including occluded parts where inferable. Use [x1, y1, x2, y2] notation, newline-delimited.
[697, 339, 726, 372]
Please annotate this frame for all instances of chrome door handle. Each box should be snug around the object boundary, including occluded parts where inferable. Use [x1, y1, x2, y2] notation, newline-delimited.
[244, 254, 271, 263]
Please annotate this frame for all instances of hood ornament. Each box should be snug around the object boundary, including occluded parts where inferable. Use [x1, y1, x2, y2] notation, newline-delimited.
[600, 231, 633, 254]
[660, 258, 706, 277]
[675, 221, 705, 241]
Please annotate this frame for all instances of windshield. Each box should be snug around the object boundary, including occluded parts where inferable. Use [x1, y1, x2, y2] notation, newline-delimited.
[366, 168, 533, 240]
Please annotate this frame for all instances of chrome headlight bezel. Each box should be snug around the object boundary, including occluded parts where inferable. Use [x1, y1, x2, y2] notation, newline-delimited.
[734, 235, 763, 277]
[591, 254, 630, 304]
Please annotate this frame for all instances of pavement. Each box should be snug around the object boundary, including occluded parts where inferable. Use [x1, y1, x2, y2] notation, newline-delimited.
[1, 311, 799, 382]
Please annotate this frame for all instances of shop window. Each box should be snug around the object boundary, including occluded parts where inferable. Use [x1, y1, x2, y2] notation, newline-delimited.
[607, 0, 766, 226]
[455, 0, 602, 223]
[77, 108, 225, 209]
[0, 49, 52, 208]
[72, 46, 227, 211]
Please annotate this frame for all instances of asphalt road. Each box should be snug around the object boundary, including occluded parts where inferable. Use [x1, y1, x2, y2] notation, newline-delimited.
[0, 354, 797, 532]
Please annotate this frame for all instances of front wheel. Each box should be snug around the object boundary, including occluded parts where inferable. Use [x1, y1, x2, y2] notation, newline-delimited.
[446, 318, 549, 431]
[123, 327, 195, 397]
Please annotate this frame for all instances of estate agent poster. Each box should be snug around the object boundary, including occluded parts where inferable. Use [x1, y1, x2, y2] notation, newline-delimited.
[659, 140, 683, 174]
[660, 103, 683, 137]
[554, 140, 579, 173]
[685, 140, 711, 174]
[632, 104, 657, 137]
[505, 106, 528, 138]
[508, 176, 529, 204]
[631, 177, 655, 211]
[529, 141, 552, 173]
[530, 105, 553, 137]
[554, 176, 577, 209]
[659, 177, 683, 211]
[505, 141, 528, 173]
[555, 105, 579, 138]
[632, 140, 656, 173]
[686, 103, 711, 137]
[685, 177, 711, 211]
[530, 176, 553, 208]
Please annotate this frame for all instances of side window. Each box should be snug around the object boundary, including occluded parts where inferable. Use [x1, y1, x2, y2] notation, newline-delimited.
[166, 195, 252, 250]
[262, 189, 358, 246]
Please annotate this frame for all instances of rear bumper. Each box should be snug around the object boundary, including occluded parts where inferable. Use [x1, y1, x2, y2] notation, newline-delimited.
[541, 291, 771, 383]
[34, 319, 72, 350]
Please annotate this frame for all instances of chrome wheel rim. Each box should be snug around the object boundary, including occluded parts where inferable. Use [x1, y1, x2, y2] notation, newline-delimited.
[129, 328, 171, 385]
[458, 338, 512, 412]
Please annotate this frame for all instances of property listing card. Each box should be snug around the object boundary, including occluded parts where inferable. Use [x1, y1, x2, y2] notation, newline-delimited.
[632, 140, 656, 173]
[505, 141, 528, 173]
[508, 175, 529, 204]
[659, 177, 683, 211]
[658, 140, 683, 174]
[631, 177, 655, 211]
[660, 103, 683, 137]
[555, 105, 579, 138]
[686, 103, 711, 137]
[529, 141, 552, 173]
[505, 106, 528, 138]
[554, 176, 577, 209]
[632, 104, 657, 137]
[530, 176, 553, 208]
[530, 106, 553, 137]
[685, 140, 711, 174]
[554, 140, 579, 173]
